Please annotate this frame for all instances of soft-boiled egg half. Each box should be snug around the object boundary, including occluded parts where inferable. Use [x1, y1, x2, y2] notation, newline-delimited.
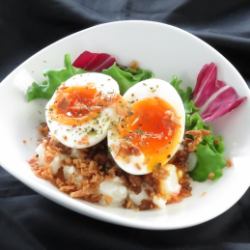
[46, 73, 119, 148]
[108, 79, 185, 175]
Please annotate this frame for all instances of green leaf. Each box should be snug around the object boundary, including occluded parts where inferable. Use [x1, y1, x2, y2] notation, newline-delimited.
[103, 64, 153, 94]
[186, 112, 209, 131]
[170, 76, 197, 114]
[203, 135, 225, 154]
[170, 76, 226, 182]
[190, 135, 226, 181]
[26, 54, 85, 101]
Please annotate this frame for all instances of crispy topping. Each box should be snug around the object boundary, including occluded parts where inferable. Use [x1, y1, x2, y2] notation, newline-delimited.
[139, 199, 156, 210]
[103, 195, 113, 205]
[185, 129, 210, 152]
[28, 123, 191, 210]
[129, 60, 139, 71]
[226, 159, 232, 168]
[116, 141, 141, 158]
[39, 122, 49, 137]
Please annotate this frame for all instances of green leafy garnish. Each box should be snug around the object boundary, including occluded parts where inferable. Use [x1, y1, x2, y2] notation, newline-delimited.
[26, 54, 84, 101]
[26, 57, 153, 101]
[190, 135, 226, 181]
[170, 76, 197, 114]
[103, 63, 153, 94]
[170, 76, 226, 182]
[186, 112, 209, 131]
[171, 76, 204, 131]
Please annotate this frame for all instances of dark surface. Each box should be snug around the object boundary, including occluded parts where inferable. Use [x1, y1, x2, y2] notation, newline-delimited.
[0, 1, 250, 249]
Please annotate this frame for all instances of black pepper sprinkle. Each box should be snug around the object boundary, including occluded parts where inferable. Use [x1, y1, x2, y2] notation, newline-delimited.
[88, 128, 97, 135]
[155, 163, 161, 168]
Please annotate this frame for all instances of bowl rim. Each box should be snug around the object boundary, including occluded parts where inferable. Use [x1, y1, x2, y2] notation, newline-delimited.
[0, 20, 250, 230]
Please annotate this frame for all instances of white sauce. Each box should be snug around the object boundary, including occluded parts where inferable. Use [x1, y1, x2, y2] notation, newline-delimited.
[35, 143, 45, 166]
[99, 177, 128, 206]
[129, 189, 148, 205]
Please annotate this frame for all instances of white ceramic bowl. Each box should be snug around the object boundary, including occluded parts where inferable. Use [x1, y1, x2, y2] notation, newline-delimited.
[0, 20, 249, 230]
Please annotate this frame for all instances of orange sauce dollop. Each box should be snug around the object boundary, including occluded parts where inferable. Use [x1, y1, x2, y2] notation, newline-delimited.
[49, 86, 101, 126]
[120, 97, 182, 170]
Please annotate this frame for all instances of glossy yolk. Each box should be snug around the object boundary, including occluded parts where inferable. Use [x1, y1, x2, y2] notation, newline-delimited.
[120, 97, 181, 171]
[49, 86, 101, 126]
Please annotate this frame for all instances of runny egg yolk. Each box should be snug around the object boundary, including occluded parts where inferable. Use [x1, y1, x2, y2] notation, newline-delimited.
[119, 97, 181, 171]
[49, 85, 105, 126]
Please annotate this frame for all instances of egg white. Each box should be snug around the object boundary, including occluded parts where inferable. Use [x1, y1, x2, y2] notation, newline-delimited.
[46, 73, 119, 149]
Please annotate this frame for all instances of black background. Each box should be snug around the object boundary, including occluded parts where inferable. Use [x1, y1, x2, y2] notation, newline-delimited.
[0, 1, 250, 249]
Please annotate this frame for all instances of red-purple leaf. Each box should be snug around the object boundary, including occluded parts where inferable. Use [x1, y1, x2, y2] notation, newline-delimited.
[193, 63, 224, 107]
[193, 63, 210, 97]
[195, 79, 226, 108]
[201, 87, 247, 121]
[73, 51, 116, 71]
[193, 62, 247, 122]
